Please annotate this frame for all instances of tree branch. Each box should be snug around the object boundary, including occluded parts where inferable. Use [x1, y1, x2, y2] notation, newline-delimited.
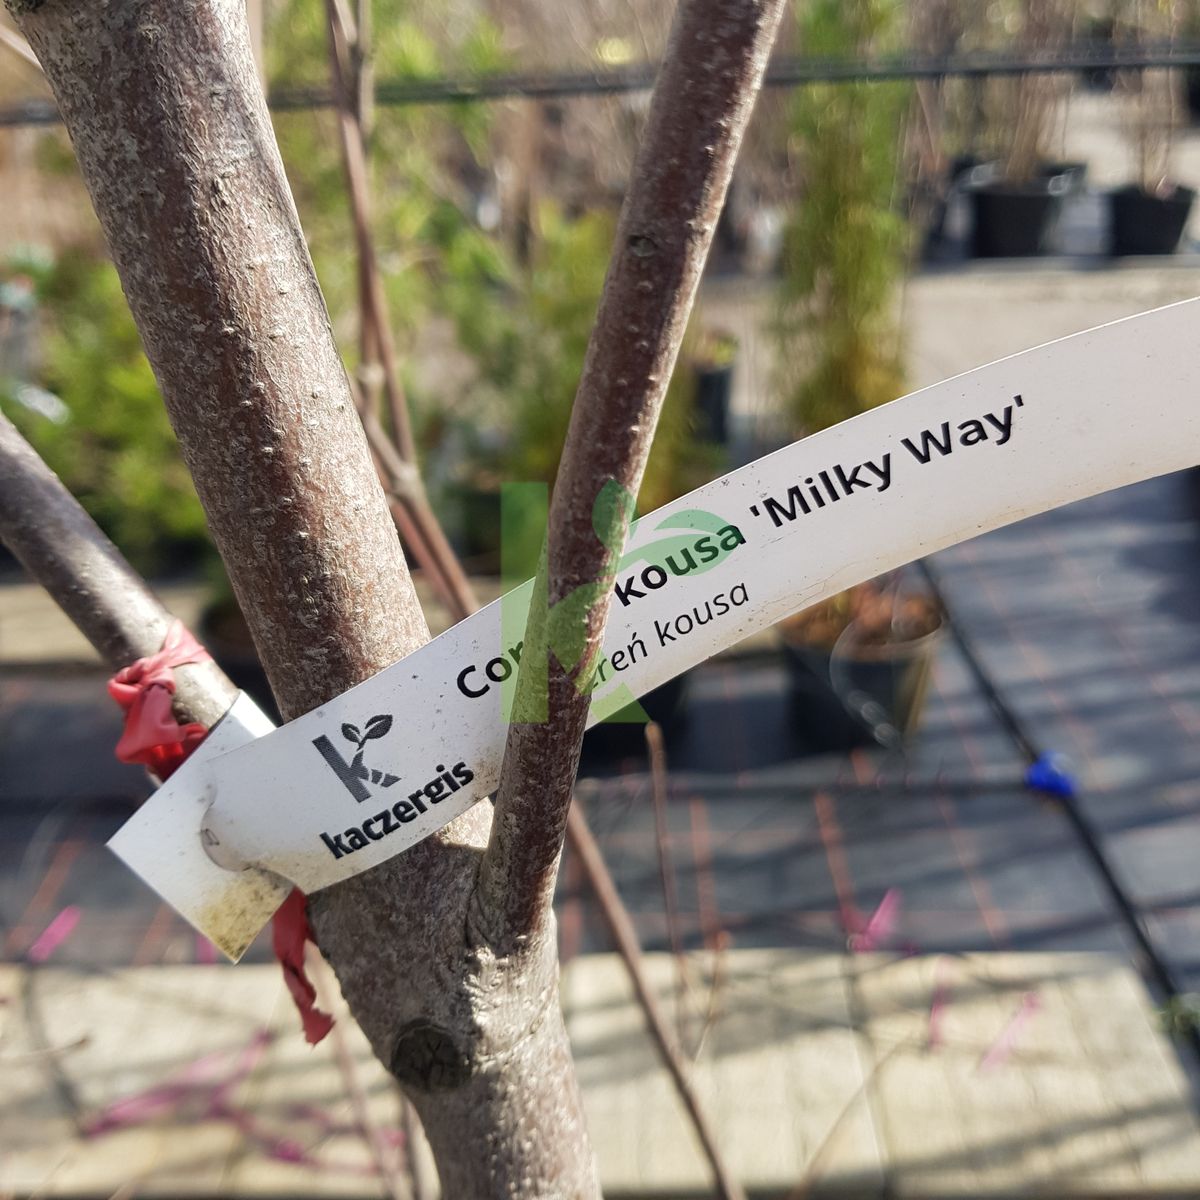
[0, 411, 236, 728]
[475, 0, 786, 950]
[9, 0, 428, 722]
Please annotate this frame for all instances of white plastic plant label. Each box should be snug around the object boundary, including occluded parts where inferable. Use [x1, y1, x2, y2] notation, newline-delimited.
[107, 691, 291, 959]
[110, 298, 1200, 959]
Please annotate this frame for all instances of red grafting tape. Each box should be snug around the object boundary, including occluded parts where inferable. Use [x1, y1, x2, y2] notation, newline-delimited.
[271, 889, 334, 1045]
[107, 619, 211, 780]
[107, 621, 332, 1042]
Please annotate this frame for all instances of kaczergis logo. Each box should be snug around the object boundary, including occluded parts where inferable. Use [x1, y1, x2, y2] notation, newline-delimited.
[312, 713, 476, 860]
[312, 714, 398, 802]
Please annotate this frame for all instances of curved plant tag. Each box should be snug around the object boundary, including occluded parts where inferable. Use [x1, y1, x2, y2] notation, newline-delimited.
[110, 298, 1200, 959]
[107, 691, 289, 960]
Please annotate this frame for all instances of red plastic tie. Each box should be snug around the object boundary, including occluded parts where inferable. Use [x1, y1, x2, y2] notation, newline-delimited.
[108, 622, 333, 1044]
[107, 619, 211, 780]
[27, 906, 81, 964]
[272, 888, 335, 1045]
[848, 887, 901, 953]
[979, 991, 1041, 1071]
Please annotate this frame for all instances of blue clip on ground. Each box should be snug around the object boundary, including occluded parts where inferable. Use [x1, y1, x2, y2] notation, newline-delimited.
[1024, 753, 1078, 799]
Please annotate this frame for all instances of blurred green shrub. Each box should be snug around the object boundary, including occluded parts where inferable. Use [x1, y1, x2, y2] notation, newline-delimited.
[268, 0, 508, 425]
[269, 0, 717, 522]
[776, 0, 909, 435]
[451, 200, 722, 514]
[1, 250, 211, 576]
[449, 202, 609, 489]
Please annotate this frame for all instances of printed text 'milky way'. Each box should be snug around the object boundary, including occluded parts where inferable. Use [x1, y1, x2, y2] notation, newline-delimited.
[754, 395, 1025, 529]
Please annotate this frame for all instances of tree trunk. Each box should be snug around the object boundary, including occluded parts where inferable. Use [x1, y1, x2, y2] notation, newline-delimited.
[8, 0, 783, 1193]
[8, 1, 596, 1192]
[8, 0, 429, 715]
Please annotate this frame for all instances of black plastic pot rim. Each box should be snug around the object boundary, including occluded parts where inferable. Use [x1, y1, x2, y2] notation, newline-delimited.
[779, 621, 944, 664]
[968, 176, 1071, 199]
[1109, 182, 1197, 203]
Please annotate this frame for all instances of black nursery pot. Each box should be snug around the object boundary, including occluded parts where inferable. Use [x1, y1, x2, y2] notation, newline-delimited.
[694, 362, 733, 445]
[579, 674, 689, 765]
[1039, 161, 1088, 195]
[969, 179, 1064, 258]
[1108, 185, 1195, 256]
[781, 630, 940, 755]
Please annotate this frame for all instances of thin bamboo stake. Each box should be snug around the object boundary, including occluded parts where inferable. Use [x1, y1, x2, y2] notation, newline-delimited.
[325, 0, 414, 461]
[356, 394, 477, 622]
[645, 721, 699, 1042]
[386, 494, 454, 613]
[354, 0, 374, 140]
[567, 801, 749, 1200]
[0, 20, 36, 68]
[324, 0, 479, 622]
[686, 790, 730, 1060]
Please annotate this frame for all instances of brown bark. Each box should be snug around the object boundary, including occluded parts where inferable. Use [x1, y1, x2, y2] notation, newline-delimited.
[0, 411, 236, 729]
[476, 0, 787, 951]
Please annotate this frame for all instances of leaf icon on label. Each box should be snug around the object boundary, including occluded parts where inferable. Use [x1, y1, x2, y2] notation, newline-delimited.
[363, 714, 393, 741]
[341, 723, 361, 744]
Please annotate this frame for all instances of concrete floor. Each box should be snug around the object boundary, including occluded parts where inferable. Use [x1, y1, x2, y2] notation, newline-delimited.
[5, 952, 1200, 1198]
